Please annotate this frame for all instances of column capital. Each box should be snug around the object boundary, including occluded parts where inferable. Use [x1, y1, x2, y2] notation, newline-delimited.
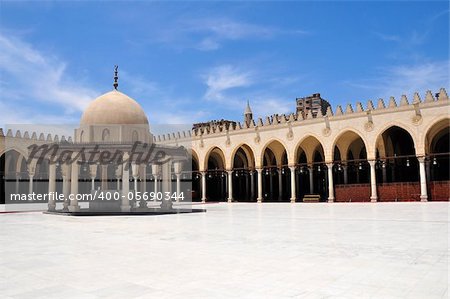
[368, 160, 376, 166]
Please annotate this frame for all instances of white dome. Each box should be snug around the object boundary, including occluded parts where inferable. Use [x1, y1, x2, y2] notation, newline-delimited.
[80, 90, 149, 125]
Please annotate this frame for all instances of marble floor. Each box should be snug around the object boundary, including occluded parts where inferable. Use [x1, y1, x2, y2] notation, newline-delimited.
[0, 202, 448, 298]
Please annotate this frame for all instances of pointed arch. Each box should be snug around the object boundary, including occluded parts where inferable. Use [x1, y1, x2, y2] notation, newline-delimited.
[294, 135, 325, 164]
[190, 149, 200, 171]
[424, 117, 450, 155]
[231, 143, 255, 169]
[260, 139, 289, 167]
[204, 146, 226, 170]
[331, 129, 369, 161]
[375, 122, 418, 156]
[376, 125, 416, 157]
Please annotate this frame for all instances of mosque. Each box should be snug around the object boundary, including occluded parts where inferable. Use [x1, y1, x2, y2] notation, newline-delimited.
[0, 69, 449, 207]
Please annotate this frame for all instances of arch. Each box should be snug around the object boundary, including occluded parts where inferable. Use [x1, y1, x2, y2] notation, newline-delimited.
[424, 117, 450, 155]
[375, 125, 419, 184]
[102, 128, 110, 142]
[260, 140, 290, 202]
[260, 139, 289, 167]
[231, 143, 255, 169]
[79, 130, 84, 143]
[132, 130, 139, 142]
[332, 130, 370, 189]
[331, 129, 369, 161]
[0, 146, 28, 160]
[204, 147, 226, 170]
[376, 125, 416, 157]
[375, 122, 418, 156]
[190, 149, 199, 171]
[294, 135, 325, 164]
[425, 118, 450, 184]
[230, 144, 257, 202]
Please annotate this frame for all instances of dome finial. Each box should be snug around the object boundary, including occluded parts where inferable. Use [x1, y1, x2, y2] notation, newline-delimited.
[113, 65, 119, 90]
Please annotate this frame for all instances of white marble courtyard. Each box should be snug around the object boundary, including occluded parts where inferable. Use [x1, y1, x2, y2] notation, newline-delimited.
[0, 202, 448, 299]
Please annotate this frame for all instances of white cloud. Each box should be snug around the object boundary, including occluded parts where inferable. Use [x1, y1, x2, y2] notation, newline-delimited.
[0, 33, 99, 121]
[0, 101, 79, 128]
[156, 17, 309, 51]
[344, 61, 449, 100]
[251, 98, 292, 118]
[204, 65, 253, 101]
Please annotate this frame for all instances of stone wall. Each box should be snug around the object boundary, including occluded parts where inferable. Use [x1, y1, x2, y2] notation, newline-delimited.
[335, 184, 371, 202]
[429, 181, 450, 201]
[377, 183, 421, 201]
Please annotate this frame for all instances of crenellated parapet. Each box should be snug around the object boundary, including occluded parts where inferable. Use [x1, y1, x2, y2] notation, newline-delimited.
[0, 129, 70, 144]
[153, 88, 449, 145]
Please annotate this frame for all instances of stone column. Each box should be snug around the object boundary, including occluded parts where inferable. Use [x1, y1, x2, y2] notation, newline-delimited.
[131, 163, 140, 192]
[62, 164, 71, 211]
[309, 166, 314, 194]
[369, 160, 377, 202]
[69, 162, 80, 212]
[121, 157, 131, 212]
[101, 165, 108, 190]
[201, 171, 207, 203]
[139, 165, 147, 208]
[28, 175, 34, 194]
[152, 164, 159, 196]
[418, 157, 428, 202]
[257, 168, 263, 203]
[173, 162, 182, 203]
[115, 166, 122, 191]
[278, 168, 283, 201]
[89, 164, 98, 191]
[290, 166, 296, 203]
[48, 162, 56, 211]
[160, 160, 173, 210]
[227, 170, 233, 203]
[140, 165, 147, 193]
[28, 160, 36, 195]
[175, 173, 181, 202]
[327, 163, 334, 202]
[250, 171, 255, 200]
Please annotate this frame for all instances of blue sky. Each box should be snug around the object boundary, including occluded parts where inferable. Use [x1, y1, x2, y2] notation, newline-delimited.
[0, 1, 448, 126]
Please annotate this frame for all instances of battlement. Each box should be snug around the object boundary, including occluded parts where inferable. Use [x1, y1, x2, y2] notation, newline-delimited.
[152, 88, 449, 143]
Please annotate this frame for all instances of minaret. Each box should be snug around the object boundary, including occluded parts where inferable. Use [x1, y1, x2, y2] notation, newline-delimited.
[113, 65, 119, 90]
[244, 100, 253, 126]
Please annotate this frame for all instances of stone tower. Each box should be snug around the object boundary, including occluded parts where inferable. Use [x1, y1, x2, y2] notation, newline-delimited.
[244, 100, 253, 126]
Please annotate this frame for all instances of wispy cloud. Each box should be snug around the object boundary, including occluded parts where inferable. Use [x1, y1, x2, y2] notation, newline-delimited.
[0, 33, 99, 123]
[374, 32, 401, 42]
[344, 60, 449, 99]
[374, 10, 448, 50]
[156, 17, 309, 51]
[203, 65, 253, 101]
[251, 97, 292, 118]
